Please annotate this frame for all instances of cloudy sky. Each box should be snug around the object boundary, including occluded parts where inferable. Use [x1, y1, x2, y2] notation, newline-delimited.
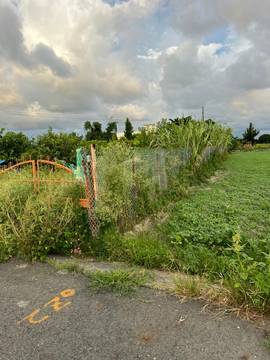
[0, 0, 270, 135]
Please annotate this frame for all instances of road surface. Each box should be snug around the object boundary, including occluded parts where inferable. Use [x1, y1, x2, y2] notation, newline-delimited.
[0, 260, 269, 360]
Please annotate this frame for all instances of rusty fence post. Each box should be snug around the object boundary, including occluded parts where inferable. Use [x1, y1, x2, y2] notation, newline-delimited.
[32, 160, 37, 192]
[36, 160, 40, 193]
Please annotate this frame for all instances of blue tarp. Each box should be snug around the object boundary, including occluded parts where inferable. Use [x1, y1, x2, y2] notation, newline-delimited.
[0, 160, 7, 165]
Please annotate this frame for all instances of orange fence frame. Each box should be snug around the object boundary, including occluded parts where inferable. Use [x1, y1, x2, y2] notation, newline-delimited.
[0, 159, 76, 192]
[0, 154, 97, 210]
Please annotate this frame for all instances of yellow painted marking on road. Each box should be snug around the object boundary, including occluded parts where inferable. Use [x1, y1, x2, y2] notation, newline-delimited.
[60, 289, 76, 298]
[17, 309, 49, 325]
[44, 296, 72, 312]
[17, 288, 76, 325]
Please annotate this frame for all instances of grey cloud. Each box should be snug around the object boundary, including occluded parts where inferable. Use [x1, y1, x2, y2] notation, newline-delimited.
[0, 1, 72, 77]
[160, 42, 222, 110]
[160, 43, 208, 89]
[31, 43, 73, 77]
[170, 0, 223, 39]
[0, 1, 30, 65]
[225, 50, 270, 91]
[170, 0, 270, 38]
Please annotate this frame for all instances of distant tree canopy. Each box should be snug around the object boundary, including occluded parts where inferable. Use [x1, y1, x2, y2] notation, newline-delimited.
[85, 121, 103, 141]
[84, 121, 118, 141]
[258, 134, 270, 144]
[242, 122, 259, 145]
[124, 118, 134, 140]
[0, 130, 32, 161]
[33, 128, 83, 163]
[205, 118, 216, 125]
[105, 122, 117, 141]
[170, 116, 193, 125]
[169, 116, 215, 126]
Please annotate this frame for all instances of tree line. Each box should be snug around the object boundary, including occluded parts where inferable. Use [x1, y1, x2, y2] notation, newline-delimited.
[240, 122, 270, 146]
[4, 116, 265, 164]
[0, 118, 134, 163]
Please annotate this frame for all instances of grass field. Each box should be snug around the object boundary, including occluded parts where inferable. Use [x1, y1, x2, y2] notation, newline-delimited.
[96, 150, 270, 312]
[162, 150, 270, 265]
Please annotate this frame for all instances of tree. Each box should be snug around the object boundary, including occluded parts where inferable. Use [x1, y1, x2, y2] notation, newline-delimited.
[170, 116, 192, 125]
[34, 128, 83, 163]
[0, 130, 32, 160]
[124, 118, 134, 140]
[242, 122, 259, 146]
[84, 121, 104, 141]
[258, 134, 270, 144]
[92, 122, 103, 140]
[205, 118, 216, 125]
[105, 122, 117, 141]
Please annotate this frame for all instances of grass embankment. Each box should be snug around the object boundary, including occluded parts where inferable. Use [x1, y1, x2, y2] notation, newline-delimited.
[96, 151, 270, 312]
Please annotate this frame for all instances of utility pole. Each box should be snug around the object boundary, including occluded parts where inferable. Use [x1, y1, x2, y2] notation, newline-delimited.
[202, 106, 205, 121]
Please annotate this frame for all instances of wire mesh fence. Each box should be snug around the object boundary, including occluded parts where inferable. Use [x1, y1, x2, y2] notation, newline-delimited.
[92, 144, 221, 233]
[0, 144, 225, 238]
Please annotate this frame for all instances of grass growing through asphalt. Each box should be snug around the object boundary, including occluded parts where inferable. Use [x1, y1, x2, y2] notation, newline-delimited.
[48, 259, 82, 273]
[49, 259, 149, 296]
[88, 269, 148, 295]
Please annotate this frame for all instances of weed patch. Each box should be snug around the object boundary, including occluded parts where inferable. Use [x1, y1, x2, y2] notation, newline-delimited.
[88, 269, 148, 295]
[0, 182, 91, 262]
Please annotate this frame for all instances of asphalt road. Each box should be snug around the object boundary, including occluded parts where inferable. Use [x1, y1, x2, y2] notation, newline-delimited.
[0, 260, 269, 360]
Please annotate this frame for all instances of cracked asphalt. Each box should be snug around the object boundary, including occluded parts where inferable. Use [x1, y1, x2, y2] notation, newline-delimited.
[0, 259, 269, 360]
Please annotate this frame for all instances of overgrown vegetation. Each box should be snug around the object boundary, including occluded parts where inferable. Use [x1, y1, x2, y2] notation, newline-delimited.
[88, 269, 148, 295]
[3, 117, 270, 314]
[94, 119, 231, 231]
[0, 118, 231, 262]
[0, 177, 91, 261]
[89, 151, 270, 313]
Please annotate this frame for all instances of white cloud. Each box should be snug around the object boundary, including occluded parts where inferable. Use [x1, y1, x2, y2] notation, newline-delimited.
[1, 0, 270, 134]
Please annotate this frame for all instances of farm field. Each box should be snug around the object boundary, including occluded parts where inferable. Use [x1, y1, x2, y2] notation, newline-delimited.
[96, 150, 270, 312]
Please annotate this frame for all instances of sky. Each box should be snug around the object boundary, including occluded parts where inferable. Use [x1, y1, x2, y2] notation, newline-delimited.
[0, 0, 270, 136]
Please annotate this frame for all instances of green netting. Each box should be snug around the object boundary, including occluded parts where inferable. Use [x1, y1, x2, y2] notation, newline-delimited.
[72, 148, 85, 181]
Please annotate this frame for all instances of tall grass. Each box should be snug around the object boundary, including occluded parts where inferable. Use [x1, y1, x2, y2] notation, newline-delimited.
[94, 121, 231, 231]
[149, 120, 231, 170]
[0, 173, 91, 261]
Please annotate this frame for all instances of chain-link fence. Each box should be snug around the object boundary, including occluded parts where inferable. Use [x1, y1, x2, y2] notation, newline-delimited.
[86, 144, 222, 235]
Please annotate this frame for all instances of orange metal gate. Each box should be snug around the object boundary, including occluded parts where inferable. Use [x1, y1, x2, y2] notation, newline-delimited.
[0, 159, 76, 192]
[0, 146, 99, 236]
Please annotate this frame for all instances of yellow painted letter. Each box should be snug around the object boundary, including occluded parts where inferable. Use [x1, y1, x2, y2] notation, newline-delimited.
[18, 309, 49, 325]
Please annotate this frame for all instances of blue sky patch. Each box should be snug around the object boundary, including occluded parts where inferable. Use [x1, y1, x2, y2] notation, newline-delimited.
[203, 25, 229, 45]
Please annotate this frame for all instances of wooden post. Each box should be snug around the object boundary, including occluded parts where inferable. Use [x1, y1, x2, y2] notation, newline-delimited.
[156, 151, 161, 189]
[32, 160, 37, 192]
[90, 144, 98, 200]
[132, 157, 135, 175]
[36, 160, 40, 193]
